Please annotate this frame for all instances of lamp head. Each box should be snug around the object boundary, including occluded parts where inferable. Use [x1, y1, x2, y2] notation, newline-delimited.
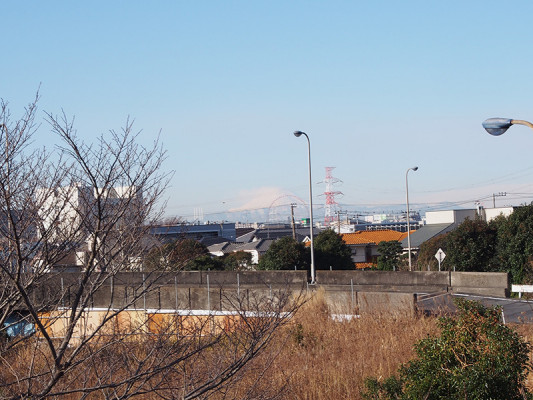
[482, 118, 513, 136]
[412, 166, 418, 171]
[293, 131, 304, 137]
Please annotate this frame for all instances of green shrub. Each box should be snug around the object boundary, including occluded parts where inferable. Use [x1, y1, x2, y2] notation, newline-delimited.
[362, 299, 532, 400]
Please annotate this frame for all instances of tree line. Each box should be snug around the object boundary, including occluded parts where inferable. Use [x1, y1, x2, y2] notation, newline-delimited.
[417, 204, 533, 283]
[147, 229, 354, 272]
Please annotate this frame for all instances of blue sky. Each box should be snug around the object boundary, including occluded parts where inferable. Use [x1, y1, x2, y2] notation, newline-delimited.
[2, 1, 533, 222]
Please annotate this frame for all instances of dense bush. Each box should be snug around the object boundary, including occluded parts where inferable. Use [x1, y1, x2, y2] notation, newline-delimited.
[223, 250, 253, 271]
[144, 238, 211, 271]
[376, 241, 403, 271]
[314, 229, 353, 270]
[257, 236, 309, 270]
[417, 232, 449, 271]
[493, 205, 533, 283]
[361, 299, 532, 400]
[444, 217, 498, 272]
[417, 203, 533, 283]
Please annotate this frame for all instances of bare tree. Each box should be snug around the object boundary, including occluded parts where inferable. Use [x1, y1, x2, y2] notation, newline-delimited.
[0, 96, 300, 399]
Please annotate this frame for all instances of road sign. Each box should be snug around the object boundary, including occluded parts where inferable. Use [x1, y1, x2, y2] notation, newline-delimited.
[435, 248, 446, 262]
[435, 248, 446, 271]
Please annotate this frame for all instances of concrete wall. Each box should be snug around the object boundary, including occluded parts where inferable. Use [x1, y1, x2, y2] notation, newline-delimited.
[28, 270, 509, 318]
[316, 270, 508, 297]
[37, 271, 305, 311]
[320, 286, 416, 316]
[37, 270, 509, 299]
[450, 271, 509, 297]
[318, 270, 448, 286]
[93, 286, 282, 311]
[87, 285, 415, 317]
[109, 271, 308, 286]
[318, 270, 449, 294]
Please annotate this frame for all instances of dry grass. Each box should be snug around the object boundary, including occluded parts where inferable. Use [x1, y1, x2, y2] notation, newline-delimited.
[224, 290, 533, 400]
[5, 291, 533, 399]
[222, 290, 439, 400]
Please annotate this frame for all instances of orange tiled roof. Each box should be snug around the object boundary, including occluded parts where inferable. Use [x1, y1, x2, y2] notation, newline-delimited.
[341, 230, 409, 245]
[355, 262, 376, 270]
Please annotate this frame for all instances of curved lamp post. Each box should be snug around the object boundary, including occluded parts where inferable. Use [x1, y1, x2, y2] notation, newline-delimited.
[293, 131, 316, 284]
[406, 166, 418, 271]
[482, 118, 533, 136]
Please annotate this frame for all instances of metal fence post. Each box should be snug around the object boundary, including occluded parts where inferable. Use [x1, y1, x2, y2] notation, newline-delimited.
[351, 278, 354, 311]
[142, 273, 146, 311]
[110, 276, 114, 309]
[207, 273, 210, 312]
[174, 276, 178, 311]
[61, 277, 65, 308]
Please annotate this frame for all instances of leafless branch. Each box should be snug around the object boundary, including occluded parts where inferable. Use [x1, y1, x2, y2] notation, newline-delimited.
[0, 95, 301, 400]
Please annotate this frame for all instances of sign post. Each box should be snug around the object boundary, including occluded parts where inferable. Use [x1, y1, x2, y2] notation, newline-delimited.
[435, 248, 446, 271]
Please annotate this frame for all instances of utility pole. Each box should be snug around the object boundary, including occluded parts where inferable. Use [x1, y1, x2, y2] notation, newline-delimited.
[290, 203, 296, 240]
[335, 210, 347, 233]
[492, 192, 507, 208]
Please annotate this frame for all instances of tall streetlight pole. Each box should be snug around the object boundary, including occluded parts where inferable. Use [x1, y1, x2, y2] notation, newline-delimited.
[482, 118, 533, 136]
[406, 166, 418, 271]
[293, 131, 316, 284]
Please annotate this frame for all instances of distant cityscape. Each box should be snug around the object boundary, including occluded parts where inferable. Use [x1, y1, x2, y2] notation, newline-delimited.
[176, 167, 519, 226]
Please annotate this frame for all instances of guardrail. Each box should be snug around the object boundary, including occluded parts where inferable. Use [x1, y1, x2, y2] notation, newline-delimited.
[511, 284, 533, 298]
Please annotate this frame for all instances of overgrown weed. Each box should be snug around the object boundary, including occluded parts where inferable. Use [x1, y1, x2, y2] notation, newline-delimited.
[226, 289, 438, 399]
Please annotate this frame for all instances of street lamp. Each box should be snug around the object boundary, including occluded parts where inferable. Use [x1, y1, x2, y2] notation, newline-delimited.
[482, 118, 533, 136]
[293, 131, 316, 284]
[406, 166, 418, 271]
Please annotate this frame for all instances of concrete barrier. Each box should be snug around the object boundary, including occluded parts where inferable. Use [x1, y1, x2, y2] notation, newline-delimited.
[317, 270, 449, 287]
[197, 270, 308, 286]
[317, 270, 450, 290]
[87, 285, 294, 312]
[450, 272, 509, 297]
[39, 271, 509, 297]
[26, 271, 510, 317]
[357, 292, 416, 316]
[111, 271, 308, 286]
[319, 286, 416, 316]
[450, 271, 507, 288]
[317, 270, 508, 297]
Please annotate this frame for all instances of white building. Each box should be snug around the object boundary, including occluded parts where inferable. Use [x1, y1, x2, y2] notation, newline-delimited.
[39, 185, 142, 235]
[403, 207, 516, 254]
[37, 184, 142, 268]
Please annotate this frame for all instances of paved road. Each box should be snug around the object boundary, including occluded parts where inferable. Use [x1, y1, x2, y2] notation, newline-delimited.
[416, 292, 533, 324]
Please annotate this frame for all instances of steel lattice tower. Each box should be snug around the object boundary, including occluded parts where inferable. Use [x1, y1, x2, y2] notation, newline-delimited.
[322, 167, 343, 224]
